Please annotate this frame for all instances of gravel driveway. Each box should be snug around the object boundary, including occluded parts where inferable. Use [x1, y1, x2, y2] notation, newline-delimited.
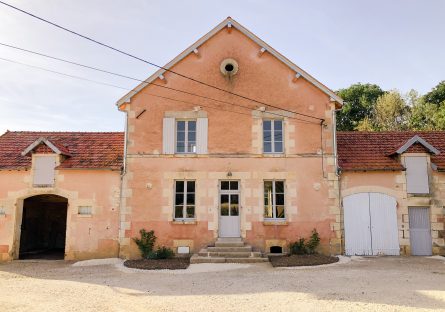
[0, 256, 444, 312]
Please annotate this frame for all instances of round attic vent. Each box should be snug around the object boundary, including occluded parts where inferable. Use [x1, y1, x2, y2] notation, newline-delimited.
[220, 58, 239, 76]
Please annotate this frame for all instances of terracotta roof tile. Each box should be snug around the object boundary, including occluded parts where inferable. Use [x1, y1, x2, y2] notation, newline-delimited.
[0, 131, 124, 170]
[337, 131, 445, 171]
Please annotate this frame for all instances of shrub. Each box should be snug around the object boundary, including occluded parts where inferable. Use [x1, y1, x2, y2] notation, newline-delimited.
[155, 246, 175, 259]
[133, 229, 157, 259]
[306, 229, 321, 254]
[289, 229, 321, 255]
[289, 238, 307, 255]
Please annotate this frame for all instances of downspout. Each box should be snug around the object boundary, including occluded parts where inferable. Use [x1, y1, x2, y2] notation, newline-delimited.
[333, 107, 344, 254]
[118, 109, 128, 259]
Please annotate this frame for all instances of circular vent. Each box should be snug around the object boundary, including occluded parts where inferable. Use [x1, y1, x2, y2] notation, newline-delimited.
[220, 58, 239, 76]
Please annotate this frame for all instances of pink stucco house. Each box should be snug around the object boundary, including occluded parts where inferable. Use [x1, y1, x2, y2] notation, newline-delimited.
[0, 18, 443, 262]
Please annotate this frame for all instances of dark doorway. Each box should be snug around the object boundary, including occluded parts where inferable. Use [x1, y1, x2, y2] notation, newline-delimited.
[19, 194, 68, 260]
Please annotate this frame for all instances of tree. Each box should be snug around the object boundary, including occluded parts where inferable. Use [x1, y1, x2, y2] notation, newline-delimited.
[423, 81, 445, 105]
[336, 83, 385, 131]
[409, 101, 445, 130]
[372, 91, 409, 131]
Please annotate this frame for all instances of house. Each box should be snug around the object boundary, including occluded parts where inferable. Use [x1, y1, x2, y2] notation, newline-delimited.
[0, 131, 123, 261]
[116, 17, 343, 260]
[337, 131, 445, 256]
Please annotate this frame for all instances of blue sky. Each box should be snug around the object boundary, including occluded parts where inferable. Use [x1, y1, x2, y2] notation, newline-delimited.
[0, 0, 444, 133]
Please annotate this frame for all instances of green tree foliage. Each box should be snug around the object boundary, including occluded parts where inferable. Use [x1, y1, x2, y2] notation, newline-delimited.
[423, 81, 445, 105]
[372, 91, 409, 131]
[336, 83, 385, 131]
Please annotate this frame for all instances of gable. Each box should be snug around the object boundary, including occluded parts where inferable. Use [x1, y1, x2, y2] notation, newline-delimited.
[116, 17, 342, 110]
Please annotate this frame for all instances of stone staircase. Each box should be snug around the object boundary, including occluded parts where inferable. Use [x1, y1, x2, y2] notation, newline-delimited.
[190, 238, 269, 264]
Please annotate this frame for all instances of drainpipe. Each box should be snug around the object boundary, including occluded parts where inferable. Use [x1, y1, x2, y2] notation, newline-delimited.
[332, 108, 341, 176]
[118, 110, 129, 259]
[333, 107, 344, 255]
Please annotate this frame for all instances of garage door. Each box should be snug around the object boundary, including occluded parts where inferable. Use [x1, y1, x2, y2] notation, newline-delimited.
[343, 193, 399, 256]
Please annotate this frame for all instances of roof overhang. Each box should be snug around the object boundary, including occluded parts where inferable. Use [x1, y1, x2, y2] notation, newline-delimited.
[116, 17, 343, 110]
[21, 137, 70, 156]
[392, 135, 440, 156]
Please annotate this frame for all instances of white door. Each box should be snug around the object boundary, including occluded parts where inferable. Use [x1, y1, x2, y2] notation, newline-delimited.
[219, 181, 240, 238]
[409, 207, 432, 256]
[343, 193, 399, 256]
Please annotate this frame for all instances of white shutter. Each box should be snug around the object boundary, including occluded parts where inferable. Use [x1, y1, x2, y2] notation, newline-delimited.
[196, 117, 208, 154]
[162, 117, 175, 154]
[33, 156, 56, 186]
[405, 156, 429, 194]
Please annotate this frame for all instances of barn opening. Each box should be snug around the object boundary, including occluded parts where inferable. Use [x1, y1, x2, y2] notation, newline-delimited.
[19, 194, 68, 260]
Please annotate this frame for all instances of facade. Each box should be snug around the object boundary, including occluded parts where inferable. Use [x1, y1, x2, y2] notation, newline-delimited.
[117, 17, 343, 258]
[337, 132, 445, 256]
[0, 18, 443, 263]
[0, 131, 123, 261]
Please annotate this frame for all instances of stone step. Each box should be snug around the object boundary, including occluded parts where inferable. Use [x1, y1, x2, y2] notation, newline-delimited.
[214, 241, 245, 247]
[190, 254, 269, 264]
[198, 250, 262, 258]
[207, 246, 253, 252]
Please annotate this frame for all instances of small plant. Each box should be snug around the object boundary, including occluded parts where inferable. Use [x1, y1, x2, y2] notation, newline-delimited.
[155, 246, 175, 259]
[289, 238, 307, 255]
[133, 229, 157, 259]
[306, 229, 320, 254]
[289, 229, 321, 255]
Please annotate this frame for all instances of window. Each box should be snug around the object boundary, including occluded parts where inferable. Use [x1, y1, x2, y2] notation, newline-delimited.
[176, 120, 196, 153]
[264, 180, 285, 219]
[174, 180, 195, 219]
[33, 155, 56, 187]
[263, 120, 283, 153]
[405, 156, 429, 194]
[78, 206, 92, 215]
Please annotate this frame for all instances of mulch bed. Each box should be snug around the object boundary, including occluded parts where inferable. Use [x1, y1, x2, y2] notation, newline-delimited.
[124, 257, 190, 270]
[269, 254, 339, 267]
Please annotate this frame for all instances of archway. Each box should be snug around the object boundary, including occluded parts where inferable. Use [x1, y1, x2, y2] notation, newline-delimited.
[19, 194, 68, 260]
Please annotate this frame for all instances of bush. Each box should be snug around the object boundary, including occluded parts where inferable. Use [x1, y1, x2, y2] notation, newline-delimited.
[306, 229, 321, 254]
[289, 238, 307, 255]
[289, 229, 321, 255]
[133, 229, 157, 259]
[155, 246, 175, 259]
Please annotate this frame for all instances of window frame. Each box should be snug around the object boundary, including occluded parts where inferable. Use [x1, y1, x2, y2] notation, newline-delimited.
[174, 180, 196, 220]
[175, 119, 197, 154]
[262, 119, 284, 154]
[263, 180, 286, 220]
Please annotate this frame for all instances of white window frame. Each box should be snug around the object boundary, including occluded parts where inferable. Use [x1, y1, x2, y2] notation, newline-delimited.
[78, 206, 93, 216]
[263, 180, 286, 220]
[263, 119, 284, 154]
[174, 180, 196, 220]
[175, 119, 197, 154]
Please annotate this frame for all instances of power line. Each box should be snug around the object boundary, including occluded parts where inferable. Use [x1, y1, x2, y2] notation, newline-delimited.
[0, 1, 324, 122]
[0, 56, 318, 124]
[0, 42, 320, 124]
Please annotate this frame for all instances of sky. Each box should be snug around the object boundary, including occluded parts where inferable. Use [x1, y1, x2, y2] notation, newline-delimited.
[0, 0, 444, 133]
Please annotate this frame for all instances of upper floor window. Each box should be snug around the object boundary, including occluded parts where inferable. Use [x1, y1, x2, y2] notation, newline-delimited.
[33, 155, 56, 187]
[264, 180, 285, 219]
[174, 180, 195, 220]
[176, 120, 196, 154]
[263, 120, 283, 153]
[405, 156, 429, 194]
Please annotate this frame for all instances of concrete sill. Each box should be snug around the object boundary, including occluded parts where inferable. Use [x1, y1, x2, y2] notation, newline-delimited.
[263, 220, 288, 226]
[172, 220, 197, 225]
[77, 214, 92, 218]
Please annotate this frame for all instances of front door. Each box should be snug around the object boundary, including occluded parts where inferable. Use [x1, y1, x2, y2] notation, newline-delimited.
[409, 207, 432, 256]
[219, 180, 240, 237]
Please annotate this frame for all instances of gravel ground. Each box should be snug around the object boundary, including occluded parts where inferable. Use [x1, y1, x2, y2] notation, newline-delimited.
[0, 256, 444, 312]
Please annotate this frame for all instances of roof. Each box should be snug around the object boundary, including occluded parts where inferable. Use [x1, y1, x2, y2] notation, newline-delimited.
[21, 137, 72, 156]
[337, 131, 445, 171]
[0, 131, 124, 170]
[116, 17, 343, 109]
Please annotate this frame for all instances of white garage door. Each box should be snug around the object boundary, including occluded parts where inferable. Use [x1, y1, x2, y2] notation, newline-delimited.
[344, 193, 400, 256]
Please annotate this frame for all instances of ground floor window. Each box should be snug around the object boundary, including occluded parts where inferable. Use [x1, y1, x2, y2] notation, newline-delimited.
[264, 180, 285, 219]
[174, 180, 195, 219]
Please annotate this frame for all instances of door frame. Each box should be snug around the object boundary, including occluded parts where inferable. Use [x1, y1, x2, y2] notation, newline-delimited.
[218, 180, 241, 238]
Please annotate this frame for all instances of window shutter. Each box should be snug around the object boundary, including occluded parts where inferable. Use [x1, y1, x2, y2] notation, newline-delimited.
[33, 156, 56, 186]
[405, 156, 429, 194]
[162, 117, 175, 154]
[196, 117, 208, 154]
